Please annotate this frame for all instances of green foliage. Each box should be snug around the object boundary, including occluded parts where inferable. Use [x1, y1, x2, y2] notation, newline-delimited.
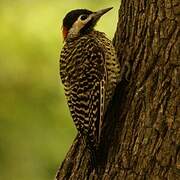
[0, 1, 119, 179]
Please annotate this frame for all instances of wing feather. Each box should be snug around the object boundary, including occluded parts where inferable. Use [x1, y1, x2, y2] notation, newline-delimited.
[60, 37, 107, 145]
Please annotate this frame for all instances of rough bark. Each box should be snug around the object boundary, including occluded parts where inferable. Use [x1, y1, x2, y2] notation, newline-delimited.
[56, 0, 180, 179]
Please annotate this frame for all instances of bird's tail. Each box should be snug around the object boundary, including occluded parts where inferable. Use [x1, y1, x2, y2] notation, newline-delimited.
[86, 139, 99, 172]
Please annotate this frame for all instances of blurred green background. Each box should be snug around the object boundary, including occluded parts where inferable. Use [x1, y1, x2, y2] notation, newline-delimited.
[0, 0, 119, 179]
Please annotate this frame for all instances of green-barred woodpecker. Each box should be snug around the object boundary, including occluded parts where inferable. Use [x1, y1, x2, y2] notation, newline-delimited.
[59, 7, 120, 167]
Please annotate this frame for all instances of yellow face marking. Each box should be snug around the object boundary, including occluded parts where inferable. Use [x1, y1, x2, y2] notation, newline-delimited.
[67, 14, 93, 39]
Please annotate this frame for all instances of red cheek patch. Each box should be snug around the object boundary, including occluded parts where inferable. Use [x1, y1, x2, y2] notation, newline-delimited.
[62, 26, 68, 40]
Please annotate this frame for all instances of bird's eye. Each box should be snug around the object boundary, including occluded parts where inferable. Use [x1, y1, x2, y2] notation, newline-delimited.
[80, 14, 88, 21]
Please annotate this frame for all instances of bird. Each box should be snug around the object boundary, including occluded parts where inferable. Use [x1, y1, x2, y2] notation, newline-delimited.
[59, 7, 121, 167]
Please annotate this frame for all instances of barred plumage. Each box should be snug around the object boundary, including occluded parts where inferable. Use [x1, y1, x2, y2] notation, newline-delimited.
[59, 7, 120, 166]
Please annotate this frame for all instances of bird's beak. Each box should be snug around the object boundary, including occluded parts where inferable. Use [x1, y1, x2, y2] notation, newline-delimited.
[92, 7, 113, 23]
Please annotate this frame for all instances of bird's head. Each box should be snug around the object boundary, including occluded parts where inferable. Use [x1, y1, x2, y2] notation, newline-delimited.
[62, 7, 113, 40]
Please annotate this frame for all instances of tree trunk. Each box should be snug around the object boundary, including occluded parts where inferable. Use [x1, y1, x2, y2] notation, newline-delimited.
[56, 0, 180, 179]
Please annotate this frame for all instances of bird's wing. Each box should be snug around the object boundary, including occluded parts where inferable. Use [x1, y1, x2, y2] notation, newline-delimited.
[99, 77, 106, 143]
[67, 39, 107, 145]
